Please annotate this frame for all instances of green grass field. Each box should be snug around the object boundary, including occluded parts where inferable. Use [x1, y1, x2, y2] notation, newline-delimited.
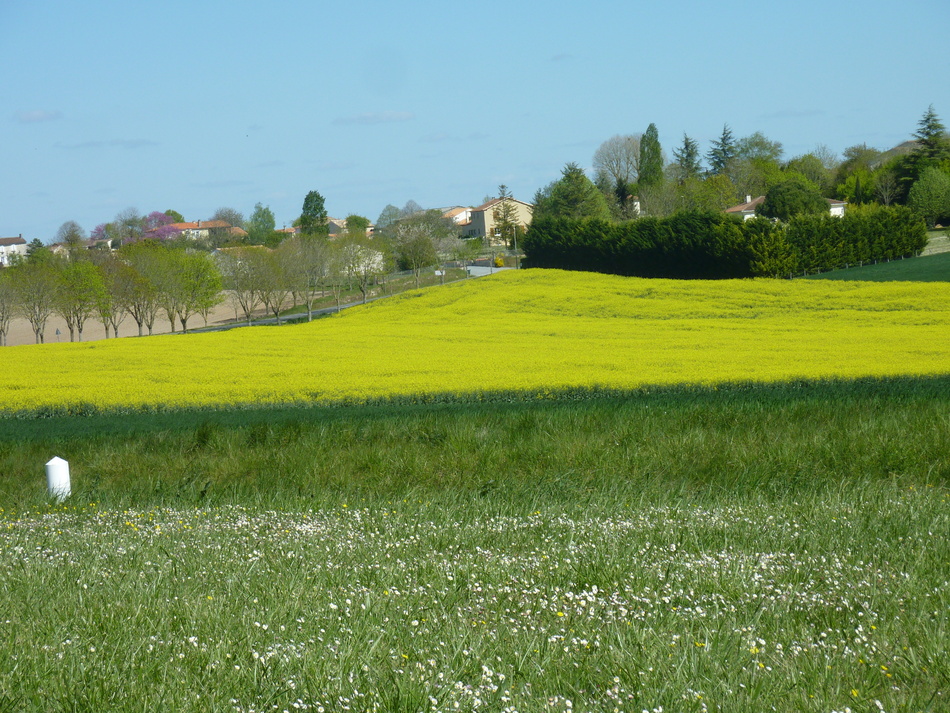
[801, 250, 950, 282]
[2, 378, 949, 712]
[2, 269, 949, 711]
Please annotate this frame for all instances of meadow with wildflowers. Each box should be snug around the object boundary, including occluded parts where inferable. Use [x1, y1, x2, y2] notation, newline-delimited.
[1, 270, 949, 415]
[1, 270, 949, 711]
[2, 481, 947, 712]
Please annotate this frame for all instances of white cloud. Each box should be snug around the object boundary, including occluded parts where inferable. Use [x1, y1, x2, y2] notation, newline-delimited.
[15, 110, 62, 123]
[55, 139, 159, 150]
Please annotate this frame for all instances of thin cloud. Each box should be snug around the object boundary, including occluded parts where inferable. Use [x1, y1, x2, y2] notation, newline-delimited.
[15, 110, 63, 123]
[420, 131, 489, 144]
[550, 53, 573, 62]
[55, 139, 159, 150]
[333, 111, 414, 126]
[191, 179, 254, 189]
[759, 109, 826, 120]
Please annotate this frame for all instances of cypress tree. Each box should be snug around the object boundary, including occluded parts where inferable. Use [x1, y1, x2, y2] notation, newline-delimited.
[638, 123, 664, 188]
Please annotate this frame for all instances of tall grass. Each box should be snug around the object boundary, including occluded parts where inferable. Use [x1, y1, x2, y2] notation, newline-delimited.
[2, 380, 948, 711]
[2, 377, 947, 509]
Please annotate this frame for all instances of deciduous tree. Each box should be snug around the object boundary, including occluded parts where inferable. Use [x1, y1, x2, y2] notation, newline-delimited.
[735, 131, 784, 163]
[391, 210, 454, 287]
[10, 251, 59, 343]
[337, 236, 385, 304]
[55, 220, 86, 256]
[217, 247, 267, 325]
[0, 269, 14, 346]
[592, 134, 641, 192]
[257, 248, 295, 325]
[91, 253, 134, 338]
[212, 207, 245, 229]
[375, 204, 402, 230]
[345, 214, 372, 239]
[246, 203, 277, 245]
[119, 240, 163, 336]
[286, 235, 332, 321]
[115, 207, 145, 245]
[54, 259, 105, 342]
[300, 191, 329, 236]
[907, 167, 950, 228]
[757, 175, 828, 222]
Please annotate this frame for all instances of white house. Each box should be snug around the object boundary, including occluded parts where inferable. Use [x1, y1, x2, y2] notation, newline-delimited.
[725, 196, 766, 221]
[459, 197, 534, 244]
[0, 235, 28, 266]
[725, 195, 848, 220]
[442, 206, 473, 225]
[827, 198, 847, 217]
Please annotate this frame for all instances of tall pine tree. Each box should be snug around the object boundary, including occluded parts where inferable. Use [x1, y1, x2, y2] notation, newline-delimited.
[672, 133, 702, 183]
[706, 124, 737, 176]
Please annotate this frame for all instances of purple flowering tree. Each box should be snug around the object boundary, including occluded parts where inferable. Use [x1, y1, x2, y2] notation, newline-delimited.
[144, 211, 182, 241]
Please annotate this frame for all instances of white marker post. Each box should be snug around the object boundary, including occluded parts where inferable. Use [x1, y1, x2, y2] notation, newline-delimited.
[45, 457, 71, 501]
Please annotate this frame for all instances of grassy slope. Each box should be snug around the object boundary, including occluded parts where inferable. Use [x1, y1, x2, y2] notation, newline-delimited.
[2, 271, 949, 711]
[801, 249, 950, 282]
[2, 377, 948, 509]
[3, 270, 950, 414]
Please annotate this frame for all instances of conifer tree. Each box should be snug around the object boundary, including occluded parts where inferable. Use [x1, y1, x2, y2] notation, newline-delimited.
[671, 133, 702, 183]
[706, 124, 737, 176]
[638, 123, 664, 188]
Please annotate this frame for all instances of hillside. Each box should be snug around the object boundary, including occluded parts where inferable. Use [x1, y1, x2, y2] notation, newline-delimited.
[802, 249, 950, 282]
[3, 270, 950, 416]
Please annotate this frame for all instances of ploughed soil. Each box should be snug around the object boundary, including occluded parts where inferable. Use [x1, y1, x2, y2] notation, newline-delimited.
[4, 301, 249, 347]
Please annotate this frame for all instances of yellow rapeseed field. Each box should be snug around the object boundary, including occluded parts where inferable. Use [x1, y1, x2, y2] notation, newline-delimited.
[2, 270, 949, 413]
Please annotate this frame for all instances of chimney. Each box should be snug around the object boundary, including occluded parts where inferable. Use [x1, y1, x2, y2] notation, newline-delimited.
[746, 195, 752, 204]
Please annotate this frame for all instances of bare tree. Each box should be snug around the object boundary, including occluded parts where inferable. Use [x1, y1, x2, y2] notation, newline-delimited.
[593, 134, 642, 189]
[115, 207, 145, 244]
[218, 248, 267, 325]
[120, 241, 163, 336]
[257, 249, 294, 325]
[282, 236, 331, 321]
[55, 220, 87, 256]
[211, 207, 245, 229]
[337, 236, 385, 304]
[10, 255, 59, 343]
[91, 253, 134, 338]
[0, 270, 14, 346]
[876, 171, 899, 206]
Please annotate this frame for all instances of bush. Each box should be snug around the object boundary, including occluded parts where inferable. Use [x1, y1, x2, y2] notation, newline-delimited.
[524, 206, 927, 279]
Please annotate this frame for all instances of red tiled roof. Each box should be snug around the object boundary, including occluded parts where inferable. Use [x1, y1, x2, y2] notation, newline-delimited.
[166, 220, 233, 231]
[0, 236, 27, 247]
[725, 196, 765, 213]
[472, 197, 533, 212]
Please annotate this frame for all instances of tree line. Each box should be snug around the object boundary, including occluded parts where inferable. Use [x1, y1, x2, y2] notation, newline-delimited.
[533, 106, 950, 229]
[0, 191, 490, 346]
[523, 206, 927, 279]
[0, 241, 223, 345]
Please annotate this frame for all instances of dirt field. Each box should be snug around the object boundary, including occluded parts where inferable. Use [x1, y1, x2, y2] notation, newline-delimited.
[3, 301, 249, 347]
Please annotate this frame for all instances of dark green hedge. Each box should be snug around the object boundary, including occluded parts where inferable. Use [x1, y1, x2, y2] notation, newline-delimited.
[522, 207, 927, 279]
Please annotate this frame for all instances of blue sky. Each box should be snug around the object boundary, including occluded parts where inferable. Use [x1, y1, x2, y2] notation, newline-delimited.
[3, 0, 948, 240]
